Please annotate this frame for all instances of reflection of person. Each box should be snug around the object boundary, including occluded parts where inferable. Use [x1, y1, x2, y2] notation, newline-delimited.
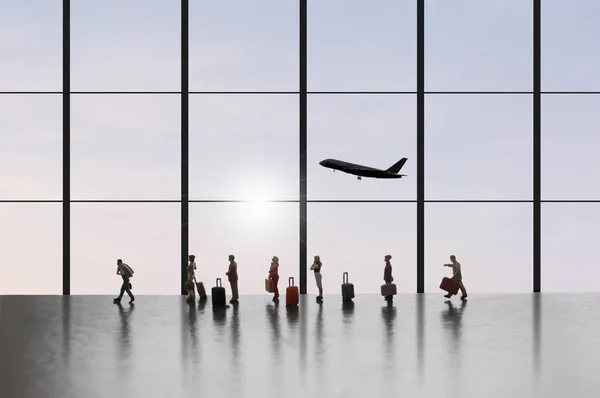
[226, 254, 239, 304]
[114, 259, 135, 304]
[443, 255, 468, 300]
[383, 254, 394, 301]
[269, 256, 280, 302]
[187, 255, 197, 302]
[310, 255, 323, 302]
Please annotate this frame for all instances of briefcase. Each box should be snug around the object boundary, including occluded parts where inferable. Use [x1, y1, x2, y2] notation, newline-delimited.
[211, 278, 226, 307]
[341, 272, 355, 301]
[265, 278, 274, 293]
[286, 277, 299, 306]
[439, 277, 460, 295]
[380, 283, 397, 296]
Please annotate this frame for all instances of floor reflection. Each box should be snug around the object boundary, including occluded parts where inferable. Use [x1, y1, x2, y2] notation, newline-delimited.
[0, 294, 598, 398]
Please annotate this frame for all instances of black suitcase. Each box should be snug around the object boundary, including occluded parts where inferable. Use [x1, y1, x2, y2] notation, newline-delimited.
[211, 278, 226, 307]
[341, 272, 355, 301]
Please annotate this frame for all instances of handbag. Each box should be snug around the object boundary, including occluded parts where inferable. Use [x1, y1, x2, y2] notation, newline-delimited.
[128, 282, 132, 290]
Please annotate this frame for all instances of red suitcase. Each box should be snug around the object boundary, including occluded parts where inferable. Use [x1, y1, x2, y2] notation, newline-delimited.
[286, 277, 299, 306]
[439, 277, 460, 295]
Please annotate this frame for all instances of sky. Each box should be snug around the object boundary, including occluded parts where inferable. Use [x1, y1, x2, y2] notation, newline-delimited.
[1, 0, 599, 295]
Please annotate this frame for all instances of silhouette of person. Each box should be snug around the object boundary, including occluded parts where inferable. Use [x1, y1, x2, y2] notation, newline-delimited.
[443, 255, 468, 300]
[269, 256, 280, 302]
[114, 259, 135, 304]
[310, 255, 324, 302]
[226, 254, 239, 304]
[187, 254, 197, 302]
[383, 254, 394, 301]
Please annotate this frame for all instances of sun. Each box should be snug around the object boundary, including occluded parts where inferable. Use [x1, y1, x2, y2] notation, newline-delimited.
[235, 181, 276, 227]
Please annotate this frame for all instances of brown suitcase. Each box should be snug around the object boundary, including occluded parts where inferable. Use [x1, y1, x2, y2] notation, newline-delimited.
[380, 283, 397, 296]
[265, 278, 274, 293]
[196, 281, 207, 299]
[439, 277, 460, 295]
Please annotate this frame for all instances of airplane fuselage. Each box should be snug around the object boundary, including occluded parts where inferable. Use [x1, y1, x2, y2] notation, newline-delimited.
[319, 159, 405, 179]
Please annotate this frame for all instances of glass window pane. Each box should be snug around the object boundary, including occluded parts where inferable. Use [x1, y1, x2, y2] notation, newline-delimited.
[308, 95, 416, 200]
[542, 95, 600, 200]
[425, 95, 532, 200]
[71, 95, 180, 200]
[189, 203, 299, 295]
[190, 1, 298, 92]
[189, 95, 298, 200]
[71, 0, 180, 91]
[542, 0, 600, 91]
[308, 0, 416, 91]
[542, 203, 600, 292]
[0, 204, 62, 294]
[425, 203, 533, 293]
[0, 1, 62, 91]
[71, 203, 180, 294]
[0, 95, 62, 199]
[307, 203, 416, 294]
[425, 0, 532, 92]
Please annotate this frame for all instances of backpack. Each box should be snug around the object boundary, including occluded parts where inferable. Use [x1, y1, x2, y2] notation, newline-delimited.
[122, 264, 134, 278]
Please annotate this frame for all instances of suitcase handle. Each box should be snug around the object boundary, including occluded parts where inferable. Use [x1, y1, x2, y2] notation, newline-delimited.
[215, 278, 222, 287]
[288, 277, 294, 286]
[343, 272, 349, 284]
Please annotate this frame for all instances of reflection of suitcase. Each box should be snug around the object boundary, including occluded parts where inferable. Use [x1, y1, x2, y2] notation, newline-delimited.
[265, 278, 274, 293]
[196, 281, 207, 299]
[439, 277, 460, 295]
[381, 283, 397, 296]
[286, 277, 299, 306]
[211, 278, 226, 306]
[341, 272, 355, 301]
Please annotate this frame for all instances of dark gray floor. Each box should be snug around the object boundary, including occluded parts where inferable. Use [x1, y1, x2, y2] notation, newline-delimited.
[1, 294, 599, 398]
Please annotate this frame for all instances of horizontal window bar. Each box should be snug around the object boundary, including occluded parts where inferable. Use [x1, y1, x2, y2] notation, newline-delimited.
[3, 199, 600, 204]
[3, 91, 600, 95]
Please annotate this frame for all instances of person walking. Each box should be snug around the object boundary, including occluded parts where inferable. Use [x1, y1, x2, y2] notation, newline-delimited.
[114, 259, 135, 304]
[268, 256, 280, 302]
[443, 255, 468, 300]
[226, 254, 239, 304]
[310, 255, 324, 302]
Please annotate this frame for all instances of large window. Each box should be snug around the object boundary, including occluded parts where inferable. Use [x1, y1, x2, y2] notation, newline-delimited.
[0, 95, 62, 199]
[190, 0, 298, 91]
[189, 95, 298, 200]
[4, 1, 596, 295]
[307, 203, 417, 294]
[425, 95, 532, 200]
[189, 203, 299, 295]
[542, 95, 600, 200]
[425, 203, 533, 293]
[0, 204, 62, 294]
[542, 204, 600, 293]
[542, 0, 600, 91]
[307, 0, 416, 91]
[308, 95, 416, 200]
[70, 203, 180, 294]
[0, 1, 62, 91]
[71, 0, 180, 91]
[70, 95, 180, 200]
[425, 0, 532, 92]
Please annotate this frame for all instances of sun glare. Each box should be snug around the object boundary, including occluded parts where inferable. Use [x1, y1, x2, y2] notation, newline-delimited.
[236, 181, 276, 227]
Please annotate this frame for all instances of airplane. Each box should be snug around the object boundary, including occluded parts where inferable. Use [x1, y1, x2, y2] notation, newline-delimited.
[319, 157, 408, 180]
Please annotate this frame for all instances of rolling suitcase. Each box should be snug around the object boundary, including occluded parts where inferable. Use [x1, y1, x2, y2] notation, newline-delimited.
[196, 278, 207, 299]
[211, 278, 226, 307]
[380, 283, 397, 297]
[265, 278, 274, 293]
[439, 277, 460, 295]
[286, 277, 299, 306]
[341, 272, 355, 301]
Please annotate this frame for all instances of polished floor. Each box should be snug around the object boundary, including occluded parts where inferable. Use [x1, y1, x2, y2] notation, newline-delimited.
[1, 293, 599, 398]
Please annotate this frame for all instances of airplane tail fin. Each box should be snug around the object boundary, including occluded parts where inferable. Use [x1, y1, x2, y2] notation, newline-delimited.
[386, 158, 408, 174]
